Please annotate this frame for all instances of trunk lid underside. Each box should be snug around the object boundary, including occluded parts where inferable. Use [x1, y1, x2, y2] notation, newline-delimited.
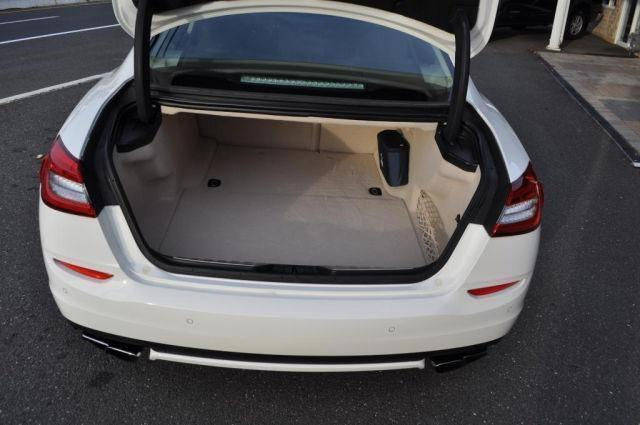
[113, 0, 498, 58]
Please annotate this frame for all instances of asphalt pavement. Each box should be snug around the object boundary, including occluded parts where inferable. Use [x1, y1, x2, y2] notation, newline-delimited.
[0, 4, 639, 424]
[0, 2, 130, 98]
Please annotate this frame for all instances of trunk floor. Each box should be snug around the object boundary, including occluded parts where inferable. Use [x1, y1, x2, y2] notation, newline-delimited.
[159, 145, 426, 268]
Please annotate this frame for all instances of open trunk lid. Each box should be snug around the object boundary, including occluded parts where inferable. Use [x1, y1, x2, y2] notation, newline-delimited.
[113, 0, 499, 172]
[113, 0, 498, 57]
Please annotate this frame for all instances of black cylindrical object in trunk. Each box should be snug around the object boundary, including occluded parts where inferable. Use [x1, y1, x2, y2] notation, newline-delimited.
[378, 130, 410, 187]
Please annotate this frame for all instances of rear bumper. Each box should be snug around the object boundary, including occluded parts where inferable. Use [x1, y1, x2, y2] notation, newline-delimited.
[41, 202, 539, 364]
[73, 323, 497, 372]
[50, 267, 525, 357]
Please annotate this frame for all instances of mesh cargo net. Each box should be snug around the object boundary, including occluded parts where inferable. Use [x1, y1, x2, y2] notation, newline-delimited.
[415, 190, 448, 263]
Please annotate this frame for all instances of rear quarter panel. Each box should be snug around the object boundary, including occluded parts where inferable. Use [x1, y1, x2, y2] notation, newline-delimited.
[59, 51, 134, 159]
[467, 78, 530, 182]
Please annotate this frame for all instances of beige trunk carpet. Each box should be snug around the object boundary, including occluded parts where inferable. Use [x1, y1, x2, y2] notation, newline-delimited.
[159, 145, 426, 269]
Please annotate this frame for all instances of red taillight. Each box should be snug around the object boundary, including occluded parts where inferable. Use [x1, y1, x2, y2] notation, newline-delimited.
[492, 164, 543, 236]
[468, 281, 519, 297]
[54, 259, 113, 280]
[39, 136, 96, 217]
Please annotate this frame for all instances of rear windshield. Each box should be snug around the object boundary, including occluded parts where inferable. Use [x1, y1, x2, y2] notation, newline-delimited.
[150, 12, 453, 102]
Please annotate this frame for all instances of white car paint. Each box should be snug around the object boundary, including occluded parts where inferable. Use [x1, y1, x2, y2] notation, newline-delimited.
[41, 200, 538, 358]
[58, 50, 133, 159]
[41, 0, 540, 371]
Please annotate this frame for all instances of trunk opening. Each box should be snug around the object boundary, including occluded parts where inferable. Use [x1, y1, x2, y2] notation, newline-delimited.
[111, 108, 481, 275]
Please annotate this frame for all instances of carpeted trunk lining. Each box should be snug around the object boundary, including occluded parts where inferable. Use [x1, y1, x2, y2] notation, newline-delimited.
[159, 145, 427, 268]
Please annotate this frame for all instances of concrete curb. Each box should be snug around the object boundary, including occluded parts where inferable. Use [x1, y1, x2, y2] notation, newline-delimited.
[536, 51, 640, 168]
[0, 0, 105, 11]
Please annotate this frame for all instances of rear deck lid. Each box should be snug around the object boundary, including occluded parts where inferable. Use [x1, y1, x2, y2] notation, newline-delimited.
[113, 0, 498, 57]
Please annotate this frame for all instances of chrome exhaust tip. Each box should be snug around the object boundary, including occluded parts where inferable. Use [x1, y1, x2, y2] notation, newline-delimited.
[82, 333, 142, 360]
[429, 344, 488, 373]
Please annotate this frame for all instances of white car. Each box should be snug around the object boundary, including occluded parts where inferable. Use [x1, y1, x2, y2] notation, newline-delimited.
[39, 0, 543, 372]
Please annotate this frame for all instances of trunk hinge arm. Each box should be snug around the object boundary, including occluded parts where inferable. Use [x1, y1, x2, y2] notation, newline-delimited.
[134, 0, 155, 124]
[117, 0, 162, 154]
[435, 10, 477, 172]
[444, 10, 470, 145]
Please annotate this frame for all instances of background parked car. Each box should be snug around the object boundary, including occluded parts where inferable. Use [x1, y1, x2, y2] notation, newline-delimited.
[495, 0, 603, 39]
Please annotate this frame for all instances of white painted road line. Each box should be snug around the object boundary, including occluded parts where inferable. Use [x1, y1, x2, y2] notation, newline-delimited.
[0, 73, 108, 106]
[0, 16, 58, 26]
[0, 23, 119, 45]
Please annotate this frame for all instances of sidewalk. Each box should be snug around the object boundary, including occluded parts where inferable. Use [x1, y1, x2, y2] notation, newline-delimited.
[538, 51, 640, 167]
